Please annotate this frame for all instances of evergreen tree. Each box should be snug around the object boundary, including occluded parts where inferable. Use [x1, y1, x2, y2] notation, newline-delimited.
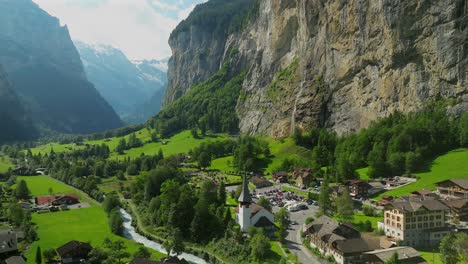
[15, 180, 30, 200]
[250, 231, 271, 260]
[198, 152, 211, 169]
[368, 142, 388, 178]
[35, 246, 42, 264]
[336, 189, 354, 222]
[318, 176, 331, 215]
[217, 181, 226, 205]
[133, 246, 151, 259]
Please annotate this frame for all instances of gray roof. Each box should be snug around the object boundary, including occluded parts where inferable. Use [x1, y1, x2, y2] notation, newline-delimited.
[5, 256, 26, 264]
[0, 230, 17, 254]
[437, 178, 468, 189]
[238, 175, 252, 204]
[363, 246, 422, 262]
[391, 196, 449, 212]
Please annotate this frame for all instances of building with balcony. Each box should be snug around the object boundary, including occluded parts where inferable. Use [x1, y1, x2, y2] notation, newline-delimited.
[436, 179, 468, 199]
[377, 196, 450, 247]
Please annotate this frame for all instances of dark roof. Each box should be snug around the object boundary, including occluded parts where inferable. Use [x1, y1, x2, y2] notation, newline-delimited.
[250, 176, 272, 185]
[363, 246, 424, 263]
[441, 199, 468, 209]
[5, 256, 26, 264]
[411, 189, 434, 196]
[333, 237, 379, 254]
[56, 240, 92, 257]
[0, 230, 17, 254]
[273, 171, 288, 177]
[254, 216, 275, 227]
[130, 259, 163, 264]
[332, 186, 348, 195]
[391, 196, 449, 212]
[162, 256, 189, 264]
[238, 175, 252, 204]
[436, 179, 468, 189]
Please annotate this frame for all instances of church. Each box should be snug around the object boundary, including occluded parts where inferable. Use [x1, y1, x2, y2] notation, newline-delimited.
[235, 175, 275, 232]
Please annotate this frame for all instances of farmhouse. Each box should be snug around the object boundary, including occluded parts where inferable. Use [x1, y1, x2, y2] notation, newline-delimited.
[411, 189, 437, 198]
[236, 175, 275, 232]
[441, 198, 468, 222]
[347, 180, 371, 198]
[292, 168, 314, 189]
[272, 171, 289, 183]
[436, 179, 468, 199]
[35, 194, 79, 206]
[56, 240, 93, 264]
[378, 196, 450, 247]
[362, 246, 426, 264]
[250, 176, 273, 189]
[303, 216, 388, 264]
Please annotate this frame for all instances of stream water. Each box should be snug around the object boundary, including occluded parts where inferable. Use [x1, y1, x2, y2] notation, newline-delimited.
[119, 209, 208, 264]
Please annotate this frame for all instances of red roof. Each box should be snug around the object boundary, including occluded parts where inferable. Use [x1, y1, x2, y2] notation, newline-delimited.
[36, 194, 79, 205]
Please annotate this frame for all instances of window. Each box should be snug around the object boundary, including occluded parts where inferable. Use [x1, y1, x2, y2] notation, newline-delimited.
[424, 216, 428, 221]
[418, 224, 422, 228]
[397, 216, 400, 221]
[386, 213, 390, 218]
[429, 216, 434, 220]
[418, 216, 422, 221]
[412, 224, 416, 229]
[423, 223, 428, 228]
[436, 215, 441, 219]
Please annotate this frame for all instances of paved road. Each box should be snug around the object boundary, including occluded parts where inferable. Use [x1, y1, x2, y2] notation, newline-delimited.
[273, 205, 327, 264]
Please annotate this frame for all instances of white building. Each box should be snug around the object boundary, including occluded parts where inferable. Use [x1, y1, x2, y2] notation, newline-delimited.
[236, 175, 275, 232]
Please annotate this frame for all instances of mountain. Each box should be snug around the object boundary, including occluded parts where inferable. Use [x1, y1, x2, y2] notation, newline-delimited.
[0, 0, 122, 134]
[75, 42, 167, 124]
[164, 0, 468, 137]
[0, 65, 37, 143]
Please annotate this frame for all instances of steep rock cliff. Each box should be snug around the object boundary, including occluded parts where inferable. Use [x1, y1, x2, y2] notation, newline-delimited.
[166, 0, 468, 136]
[0, 65, 37, 143]
[0, 0, 122, 134]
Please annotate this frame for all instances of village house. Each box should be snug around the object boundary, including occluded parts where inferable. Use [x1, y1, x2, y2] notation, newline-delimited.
[292, 168, 314, 189]
[331, 185, 348, 198]
[5, 256, 26, 264]
[250, 176, 273, 189]
[376, 195, 394, 207]
[441, 198, 468, 223]
[35, 194, 80, 206]
[361, 246, 427, 264]
[378, 196, 450, 247]
[0, 230, 18, 258]
[272, 171, 289, 183]
[347, 180, 372, 198]
[368, 181, 386, 196]
[56, 240, 93, 264]
[236, 176, 275, 232]
[436, 179, 468, 199]
[303, 215, 391, 264]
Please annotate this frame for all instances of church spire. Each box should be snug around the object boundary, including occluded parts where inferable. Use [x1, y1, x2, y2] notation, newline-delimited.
[238, 174, 252, 204]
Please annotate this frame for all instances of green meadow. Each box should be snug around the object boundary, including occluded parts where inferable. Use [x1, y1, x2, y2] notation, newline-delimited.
[14, 176, 165, 263]
[374, 148, 468, 200]
[0, 156, 13, 173]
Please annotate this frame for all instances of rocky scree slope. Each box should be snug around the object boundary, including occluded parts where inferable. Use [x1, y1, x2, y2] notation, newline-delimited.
[165, 0, 468, 137]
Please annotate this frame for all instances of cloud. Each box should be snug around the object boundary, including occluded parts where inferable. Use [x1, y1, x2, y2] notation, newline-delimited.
[32, 0, 204, 60]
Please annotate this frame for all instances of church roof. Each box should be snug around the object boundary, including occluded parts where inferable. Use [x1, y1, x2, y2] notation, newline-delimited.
[238, 175, 252, 204]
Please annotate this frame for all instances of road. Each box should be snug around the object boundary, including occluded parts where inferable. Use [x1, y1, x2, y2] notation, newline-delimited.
[273, 205, 327, 264]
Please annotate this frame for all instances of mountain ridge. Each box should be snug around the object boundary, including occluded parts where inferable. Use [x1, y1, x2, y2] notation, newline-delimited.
[164, 0, 468, 137]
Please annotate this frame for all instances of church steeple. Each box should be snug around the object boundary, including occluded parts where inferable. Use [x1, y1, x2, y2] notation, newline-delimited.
[238, 174, 252, 204]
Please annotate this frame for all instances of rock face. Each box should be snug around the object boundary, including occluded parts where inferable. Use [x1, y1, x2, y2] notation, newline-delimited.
[0, 65, 37, 143]
[0, 0, 122, 134]
[166, 0, 468, 136]
[76, 42, 167, 123]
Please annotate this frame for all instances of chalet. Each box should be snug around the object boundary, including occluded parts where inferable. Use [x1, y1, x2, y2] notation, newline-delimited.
[362, 246, 427, 264]
[331, 186, 348, 198]
[56, 240, 92, 264]
[347, 180, 371, 198]
[0, 230, 18, 255]
[441, 198, 468, 222]
[304, 216, 388, 264]
[436, 179, 468, 199]
[377, 196, 450, 247]
[5, 256, 26, 264]
[272, 171, 289, 183]
[377, 195, 394, 206]
[35, 194, 79, 206]
[236, 176, 275, 232]
[292, 168, 314, 189]
[250, 176, 273, 189]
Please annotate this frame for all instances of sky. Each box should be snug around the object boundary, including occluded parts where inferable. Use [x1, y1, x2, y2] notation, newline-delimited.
[32, 0, 206, 60]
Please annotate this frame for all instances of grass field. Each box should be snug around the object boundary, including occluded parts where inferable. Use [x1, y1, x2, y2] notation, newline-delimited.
[356, 167, 369, 180]
[418, 248, 442, 264]
[15, 176, 165, 263]
[374, 149, 468, 200]
[264, 137, 311, 175]
[281, 185, 309, 197]
[15, 176, 77, 197]
[0, 156, 13, 173]
[26, 207, 165, 263]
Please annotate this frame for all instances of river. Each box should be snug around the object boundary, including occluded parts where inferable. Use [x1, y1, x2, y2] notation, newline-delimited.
[119, 209, 208, 264]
